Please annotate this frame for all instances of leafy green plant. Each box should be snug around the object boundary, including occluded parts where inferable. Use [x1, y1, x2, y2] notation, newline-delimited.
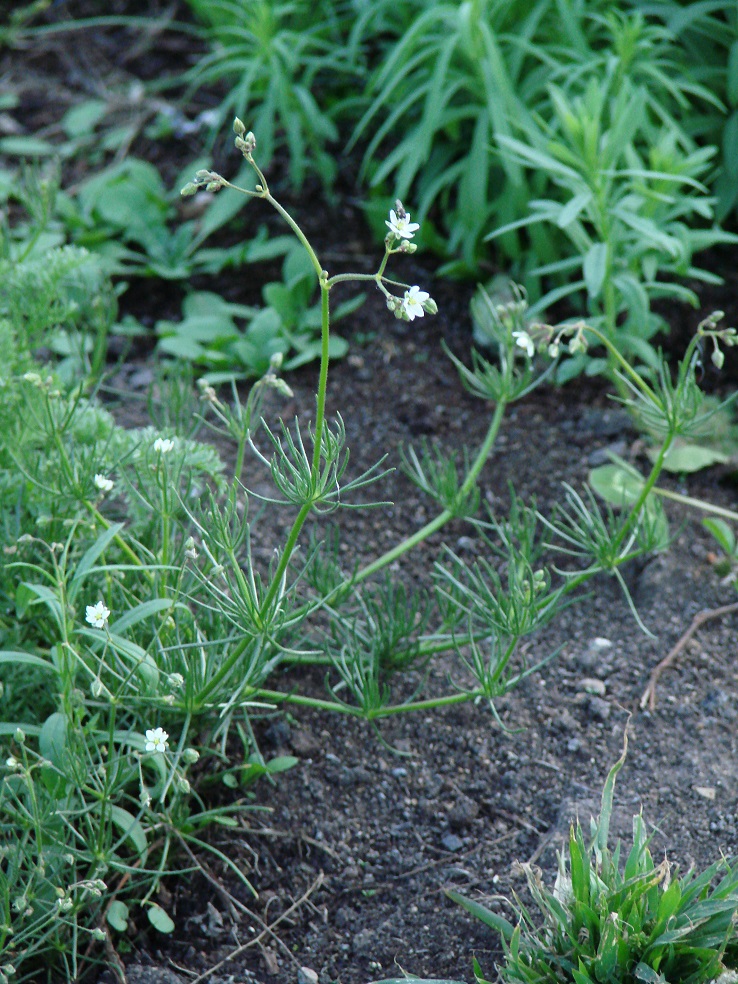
[635, 0, 738, 219]
[489, 72, 736, 380]
[179, 0, 355, 187]
[1, 119, 733, 978]
[348, 1, 724, 274]
[155, 241, 363, 377]
[0, 165, 116, 383]
[63, 157, 265, 280]
[450, 735, 738, 984]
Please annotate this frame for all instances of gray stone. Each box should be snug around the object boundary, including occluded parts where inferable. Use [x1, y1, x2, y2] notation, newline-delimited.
[441, 833, 464, 852]
[587, 696, 611, 721]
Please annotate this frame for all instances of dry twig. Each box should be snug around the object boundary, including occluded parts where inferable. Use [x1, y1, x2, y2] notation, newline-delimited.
[640, 601, 738, 710]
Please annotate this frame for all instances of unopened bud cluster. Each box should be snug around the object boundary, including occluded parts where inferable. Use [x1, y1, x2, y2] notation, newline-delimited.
[180, 169, 227, 198]
[233, 118, 257, 156]
[696, 311, 736, 370]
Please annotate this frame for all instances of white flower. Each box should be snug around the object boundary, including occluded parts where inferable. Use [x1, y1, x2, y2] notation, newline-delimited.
[5, 756, 20, 771]
[94, 474, 114, 493]
[144, 727, 169, 754]
[512, 331, 535, 358]
[85, 601, 110, 629]
[153, 438, 174, 454]
[386, 208, 420, 241]
[402, 286, 430, 321]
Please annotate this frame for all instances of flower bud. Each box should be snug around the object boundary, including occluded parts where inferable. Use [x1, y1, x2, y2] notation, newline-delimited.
[91, 927, 107, 941]
[422, 297, 438, 315]
[712, 346, 725, 370]
[182, 748, 200, 765]
[14, 728, 25, 744]
[233, 117, 246, 137]
[548, 342, 560, 359]
[180, 182, 198, 197]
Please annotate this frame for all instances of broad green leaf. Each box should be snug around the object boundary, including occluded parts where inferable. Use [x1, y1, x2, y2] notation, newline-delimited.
[62, 99, 108, 139]
[110, 805, 149, 859]
[0, 650, 56, 672]
[634, 964, 665, 983]
[589, 464, 644, 507]
[161, 314, 237, 344]
[283, 334, 348, 370]
[583, 242, 608, 299]
[265, 755, 299, 775]
[728, 40, 738, 107]
[446, 889, 515, 940]
[106, 900, 129, 933]
[0, 136, 56, 156]
[39, 712, 67, 771]
[594, 912, 619, 981]
[109, 599, 174, 635]
[157, 335, 205, 360]
[333, 293, 367, 322]
[147, 903, 175, 933]
[654, 443, 729, 474]
[16, 582, 64, 630]
[68, 523, 125, 601]
[96, 632, 160, 694]
[557, 190, 593, 228]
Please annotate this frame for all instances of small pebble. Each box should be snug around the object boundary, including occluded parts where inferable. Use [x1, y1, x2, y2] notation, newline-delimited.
[587, 696, 611, 722]
[578, 677, 606, 696]
[297, 969, 319, 984]
[441, 833, 464, 852]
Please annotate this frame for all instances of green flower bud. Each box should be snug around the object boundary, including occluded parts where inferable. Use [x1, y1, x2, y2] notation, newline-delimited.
[233, 117, 246, 137]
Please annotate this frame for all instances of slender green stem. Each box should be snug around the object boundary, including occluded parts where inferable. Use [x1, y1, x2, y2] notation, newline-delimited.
[241, 686, 481, 719]
[84, 503, 148, 572]
[652, 486, 738, 523]
[611, 434, 674, 554]
[312, 285, 331, 475]
[265, 194, 325, 282]
[583, 323, 661, 407]
[352, 395, 508, 584]
[194, 635, 264, 706]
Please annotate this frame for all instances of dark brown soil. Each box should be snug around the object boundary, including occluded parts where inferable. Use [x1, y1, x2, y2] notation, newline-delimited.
[3, 9, 738, 984]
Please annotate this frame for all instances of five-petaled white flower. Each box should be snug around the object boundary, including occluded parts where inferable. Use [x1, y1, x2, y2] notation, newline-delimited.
[386, 209, 420, 241]
[85, 601, 110, 629]
[512, 330, 535, 358]
[94, 474, 114, 493]
[144, 727, 169, 754]
[153, 438, 174, 454]
[402, 286, 430, 321]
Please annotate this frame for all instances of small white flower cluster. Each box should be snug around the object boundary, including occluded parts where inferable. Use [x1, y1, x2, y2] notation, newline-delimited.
[145, 727, 169, 754]
[153, 437, 174, 454]
[386, 207, 420, 241]
[85, 601, 110, 629]
[383, 204, 437, 323]
[94, 473, 114, 493]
